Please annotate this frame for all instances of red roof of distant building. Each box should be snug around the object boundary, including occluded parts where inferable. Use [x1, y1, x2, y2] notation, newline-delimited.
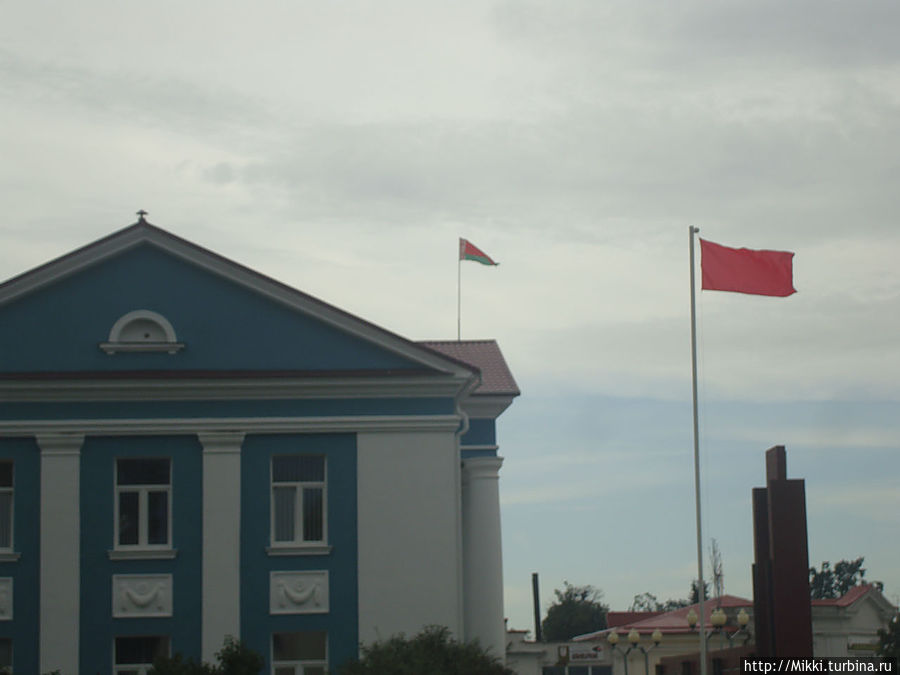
[607, 611, 665, 628]
[811, 584, 875, 607]
[573, 595, 754, 642]
[420, 340, 520, 396]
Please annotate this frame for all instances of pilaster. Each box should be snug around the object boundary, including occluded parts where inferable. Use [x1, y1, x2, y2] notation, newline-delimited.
[199, 432, 244, 661]
[37, 433, 84, 674]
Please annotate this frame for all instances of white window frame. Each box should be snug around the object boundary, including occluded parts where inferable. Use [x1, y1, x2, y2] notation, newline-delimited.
[0, 461, 13, 553]
[270, 455, 327, 549]
[271, 631, 327, 675]
[114, 458, 172, 551]
[113, 635, 169, 675]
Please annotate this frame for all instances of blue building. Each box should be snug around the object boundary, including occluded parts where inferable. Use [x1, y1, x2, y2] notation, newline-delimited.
[0, 216, 518, 674]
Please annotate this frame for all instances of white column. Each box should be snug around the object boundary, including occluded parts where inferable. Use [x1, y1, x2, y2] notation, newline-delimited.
[461, 455, 505, 661]
[37, 433, 84, 674]
[199, 432, 244, 662]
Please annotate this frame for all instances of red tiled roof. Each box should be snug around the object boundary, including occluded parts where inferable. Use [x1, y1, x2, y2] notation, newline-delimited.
[811, 584, 874, 607]
[419, 340, 520, 396]
[573, 595, 753, 642]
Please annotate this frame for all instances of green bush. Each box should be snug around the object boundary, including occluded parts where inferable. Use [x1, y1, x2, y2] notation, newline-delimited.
[338, 625, 513, 675]
[151, 636, 264, 675]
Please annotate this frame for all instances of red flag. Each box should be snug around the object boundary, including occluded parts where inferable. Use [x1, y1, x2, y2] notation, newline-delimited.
[700, 238, 796, 297]
[459, 238, 498, 265]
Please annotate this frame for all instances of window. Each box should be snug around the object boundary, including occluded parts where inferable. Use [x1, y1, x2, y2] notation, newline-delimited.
[0, 462, 12, 550]
[271, 456, 325, 546]
[114, 636, 169, 675]
[272, 631, 326, 675]
[116, 459, 171, 549]
[100, 310, 184, 354]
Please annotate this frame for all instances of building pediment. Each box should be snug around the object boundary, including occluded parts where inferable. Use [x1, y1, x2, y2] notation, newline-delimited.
[0, 219, 476, 390]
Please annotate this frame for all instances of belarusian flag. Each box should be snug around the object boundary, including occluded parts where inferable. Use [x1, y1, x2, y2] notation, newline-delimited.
[459, 238, 498, 266]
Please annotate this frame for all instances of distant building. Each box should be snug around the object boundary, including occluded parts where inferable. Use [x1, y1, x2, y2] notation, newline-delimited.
[508, 585, 896, 675]
[811, 584, 897, 657]
[0, 218, 519, 674]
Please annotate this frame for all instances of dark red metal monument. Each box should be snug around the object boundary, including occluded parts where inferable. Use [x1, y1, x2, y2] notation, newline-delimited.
[752, 445, 814, 657]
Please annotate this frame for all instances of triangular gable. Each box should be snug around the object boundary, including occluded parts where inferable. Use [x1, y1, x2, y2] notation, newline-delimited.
[0, 219, 477, 381]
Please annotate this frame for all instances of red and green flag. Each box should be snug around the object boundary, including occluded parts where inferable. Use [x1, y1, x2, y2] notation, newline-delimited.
[459, 238, 498, 266]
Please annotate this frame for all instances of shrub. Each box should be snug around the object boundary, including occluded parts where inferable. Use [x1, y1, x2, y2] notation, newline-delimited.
[338, 625, 513, 675]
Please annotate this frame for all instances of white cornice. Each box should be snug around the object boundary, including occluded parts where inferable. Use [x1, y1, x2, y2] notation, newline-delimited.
[0, 374, 472, 402]
[461, 394, 516, 418]
[0, 414, 462, 437]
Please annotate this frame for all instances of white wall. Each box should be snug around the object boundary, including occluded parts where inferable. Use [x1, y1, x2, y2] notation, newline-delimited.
[356, 430, 463, 645]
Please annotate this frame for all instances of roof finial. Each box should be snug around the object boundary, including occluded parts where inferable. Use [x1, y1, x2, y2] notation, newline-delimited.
[136, 209, 148, 223]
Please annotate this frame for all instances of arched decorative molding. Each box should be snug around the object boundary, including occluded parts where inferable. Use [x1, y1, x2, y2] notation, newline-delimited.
[100, 310, 184, 354]
[270, 570, 329, 614]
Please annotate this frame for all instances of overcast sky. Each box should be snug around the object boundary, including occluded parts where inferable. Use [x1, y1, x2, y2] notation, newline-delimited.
[2, 0, 899, 632]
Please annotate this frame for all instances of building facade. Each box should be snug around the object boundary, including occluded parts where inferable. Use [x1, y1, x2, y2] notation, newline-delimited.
[0, 218, 518, 674]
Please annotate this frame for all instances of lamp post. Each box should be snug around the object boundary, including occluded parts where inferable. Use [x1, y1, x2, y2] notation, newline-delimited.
[712, 608, 751, 648]
[608, 629, 663, 675]
[687, 607, 752, 649]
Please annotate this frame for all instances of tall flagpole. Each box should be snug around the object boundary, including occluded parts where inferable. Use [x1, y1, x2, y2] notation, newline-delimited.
[457, 250, 462, 341]
[689, 226, 708, 675]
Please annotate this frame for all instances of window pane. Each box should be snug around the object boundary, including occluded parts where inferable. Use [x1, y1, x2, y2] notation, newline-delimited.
[305, 668, 326, 675]
[0, 637, 11, 667]
[0, 492, 11, 549]
[115, 636, 169, 664]
[273, 631, 327, 660]
[273, 486, 296, 542]
[0, 462, 12, 488]
[118, 458, 170, 485]
[118, 491, 139, 545]
[274, 668, 295, 675]
[303, 488, 324, 542]
[273, 455, 324, 482]
[148, 490, 168, 545]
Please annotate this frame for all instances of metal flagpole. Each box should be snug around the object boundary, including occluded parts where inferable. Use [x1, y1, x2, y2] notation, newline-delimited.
[457, 250, 462, 341]
[689, 225, 708, 675]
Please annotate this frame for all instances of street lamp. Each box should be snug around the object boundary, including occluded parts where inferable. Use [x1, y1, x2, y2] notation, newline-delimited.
[687, 606, 751, 647]
[717, 608, 751, 647]
[608, 629, 662, 675]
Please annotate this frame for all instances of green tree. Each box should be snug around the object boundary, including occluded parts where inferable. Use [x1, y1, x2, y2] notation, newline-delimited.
[630, 586, 697, 613]
[216, 637, 265, 675]
[151, 636, 263, 675]
[630, 592, 661, 612]
[338, 625, 513, 675]
[809, 557, 883, 600]
[689, 579, 711, 604]
[877, 611, 900, 660]
[541, 582, 608, 641]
